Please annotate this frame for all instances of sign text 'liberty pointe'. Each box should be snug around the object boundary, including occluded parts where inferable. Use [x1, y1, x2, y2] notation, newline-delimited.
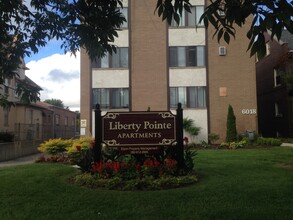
[102, 112, 176, 153]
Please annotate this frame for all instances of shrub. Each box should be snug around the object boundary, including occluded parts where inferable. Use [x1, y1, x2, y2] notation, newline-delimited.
[256, 137, 282, 146]
[226, 105, 237, 142]
[38, 138, 73, 156]
[208, 133, 220, 144]
[67, 137, 95, 171]
[183, 118, 201, 137]
[72, 173, 197, 191]
[0, 131, 14, 142]
[200, 140, 210, 148]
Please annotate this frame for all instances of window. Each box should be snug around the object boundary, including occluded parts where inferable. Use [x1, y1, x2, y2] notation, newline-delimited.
[169, 46, 205, 67]
[65, 117, 68, 126]
[3, 108, 9, 126]
[93, 88, 129, 109]
[119, 7, 128, 28]
[55, 114, 60, 125]
[71, 118, 75, 127]
[274, 69, 281, 87]
[27, 109, 33, 124]
[170, 87, 206, 108]
[275, 103, 282, 117]
[4, 79, 9, 94]
[170, 6, 204, 27]
[92, 47, 128, 68]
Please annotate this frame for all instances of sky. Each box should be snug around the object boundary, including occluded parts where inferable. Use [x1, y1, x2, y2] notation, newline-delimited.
[22, 0, 80, 112]
[24, 40, 81, 112]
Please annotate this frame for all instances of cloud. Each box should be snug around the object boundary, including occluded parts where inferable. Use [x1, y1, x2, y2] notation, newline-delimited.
[26, 52, 80, 111]
[47, 69, 79, 82]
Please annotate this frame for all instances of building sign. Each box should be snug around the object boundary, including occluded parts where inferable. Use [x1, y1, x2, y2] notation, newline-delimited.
[102, 111, 176, 153]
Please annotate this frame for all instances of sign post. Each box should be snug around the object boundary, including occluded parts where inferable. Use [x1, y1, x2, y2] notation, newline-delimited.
[176, 103, 184, 168]
[94, 104, 102, 162]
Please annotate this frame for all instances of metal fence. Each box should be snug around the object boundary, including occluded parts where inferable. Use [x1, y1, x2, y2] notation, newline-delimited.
[14, 123, 76, 141]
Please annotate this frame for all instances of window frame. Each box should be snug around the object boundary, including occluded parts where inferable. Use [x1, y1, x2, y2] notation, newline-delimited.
[170, 86, 207, 109]
[273, 69, 281, 87]
[169, 46, 205, 67]
[92, 88, 129, 109]
[170, 5, 204, 27]
[92, 47, 129, 69]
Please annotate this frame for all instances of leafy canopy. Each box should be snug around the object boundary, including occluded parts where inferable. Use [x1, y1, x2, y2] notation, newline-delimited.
[44, 98, 65, 108]
[1, 0, 292, 107]
[1, 0, 125, 107]
[156, 0, 293, 60]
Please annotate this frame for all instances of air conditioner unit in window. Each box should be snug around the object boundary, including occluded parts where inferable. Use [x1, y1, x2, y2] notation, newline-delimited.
[219, 46, 227, 56]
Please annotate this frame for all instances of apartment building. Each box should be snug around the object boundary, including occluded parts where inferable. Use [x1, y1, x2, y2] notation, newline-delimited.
[80, 0, 258, 143]
[256, 31, 293, 137]
[0, 60, 77, 141]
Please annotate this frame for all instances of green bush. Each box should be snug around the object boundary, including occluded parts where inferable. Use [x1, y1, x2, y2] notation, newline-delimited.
[73, 173, 197, 191]
[0, 131, 14, 142]
[256, 137, 282, 146]
[208, 133, 220, 144]
[226, 105, 237, 142]
[38, 138, 73, 156]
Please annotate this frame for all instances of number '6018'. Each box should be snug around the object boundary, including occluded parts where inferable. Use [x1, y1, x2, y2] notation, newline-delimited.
[241, 109, 257, 115]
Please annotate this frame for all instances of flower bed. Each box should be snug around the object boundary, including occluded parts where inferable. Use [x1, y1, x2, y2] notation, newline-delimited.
[37, 137, 198, 190]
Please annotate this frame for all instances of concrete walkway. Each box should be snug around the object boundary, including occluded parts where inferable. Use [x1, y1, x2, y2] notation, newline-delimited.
[281, 143, 293, 147]
[0, 153, 43, 168]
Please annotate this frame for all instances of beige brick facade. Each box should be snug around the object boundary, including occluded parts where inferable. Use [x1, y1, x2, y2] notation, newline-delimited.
[130, 0, 168, 111]
[80, 1, 258, 142]
[207, 22, 258, 142]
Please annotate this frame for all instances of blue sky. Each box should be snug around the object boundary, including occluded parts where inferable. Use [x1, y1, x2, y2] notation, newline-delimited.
[24, 39, 80, 111]
[24, 39, 65, 63]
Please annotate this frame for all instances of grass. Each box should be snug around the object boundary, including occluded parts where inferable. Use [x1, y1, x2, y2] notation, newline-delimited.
[0, 147, 293, 220]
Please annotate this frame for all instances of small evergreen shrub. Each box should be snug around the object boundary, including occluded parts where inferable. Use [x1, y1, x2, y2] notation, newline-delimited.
[226, 105, 237, 142]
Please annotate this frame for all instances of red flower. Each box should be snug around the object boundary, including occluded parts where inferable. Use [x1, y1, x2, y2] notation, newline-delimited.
[76, 145, 81, 151]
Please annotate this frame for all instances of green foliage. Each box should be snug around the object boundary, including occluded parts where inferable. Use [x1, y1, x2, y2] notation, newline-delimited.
[226, 105, 237, 142]
[38, 137, 198, 189]
[184, 147, 197, 172]
[73, 173, 197, 191]
[183, 117, 201, 136]
[44, 99, 65, 108]
[156, 0, 293, 60]
[0, 0, 125, 106]
[0, 131, 14, 142]
[38, 138, 73, 156]
[200, 140, 210, 148]
[220, 139, 248, 149]
[208, 133, 220, 144]
[256, 137, 282, 146]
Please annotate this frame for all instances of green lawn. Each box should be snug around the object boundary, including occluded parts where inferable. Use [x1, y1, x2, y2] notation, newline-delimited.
[1, 147, 293, 220]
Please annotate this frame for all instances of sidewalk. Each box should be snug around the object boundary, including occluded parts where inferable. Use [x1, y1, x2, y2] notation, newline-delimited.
[0, 153, 43, 168]
[281, 143, 293, 147]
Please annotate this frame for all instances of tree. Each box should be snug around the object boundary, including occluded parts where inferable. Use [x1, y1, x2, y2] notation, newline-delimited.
[156, 0, 293, 60]
[226, 104, 237, 142]
[1, 0, 292, 106]
[44, 98, 65, 108]
[1, 0, 125, 107]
